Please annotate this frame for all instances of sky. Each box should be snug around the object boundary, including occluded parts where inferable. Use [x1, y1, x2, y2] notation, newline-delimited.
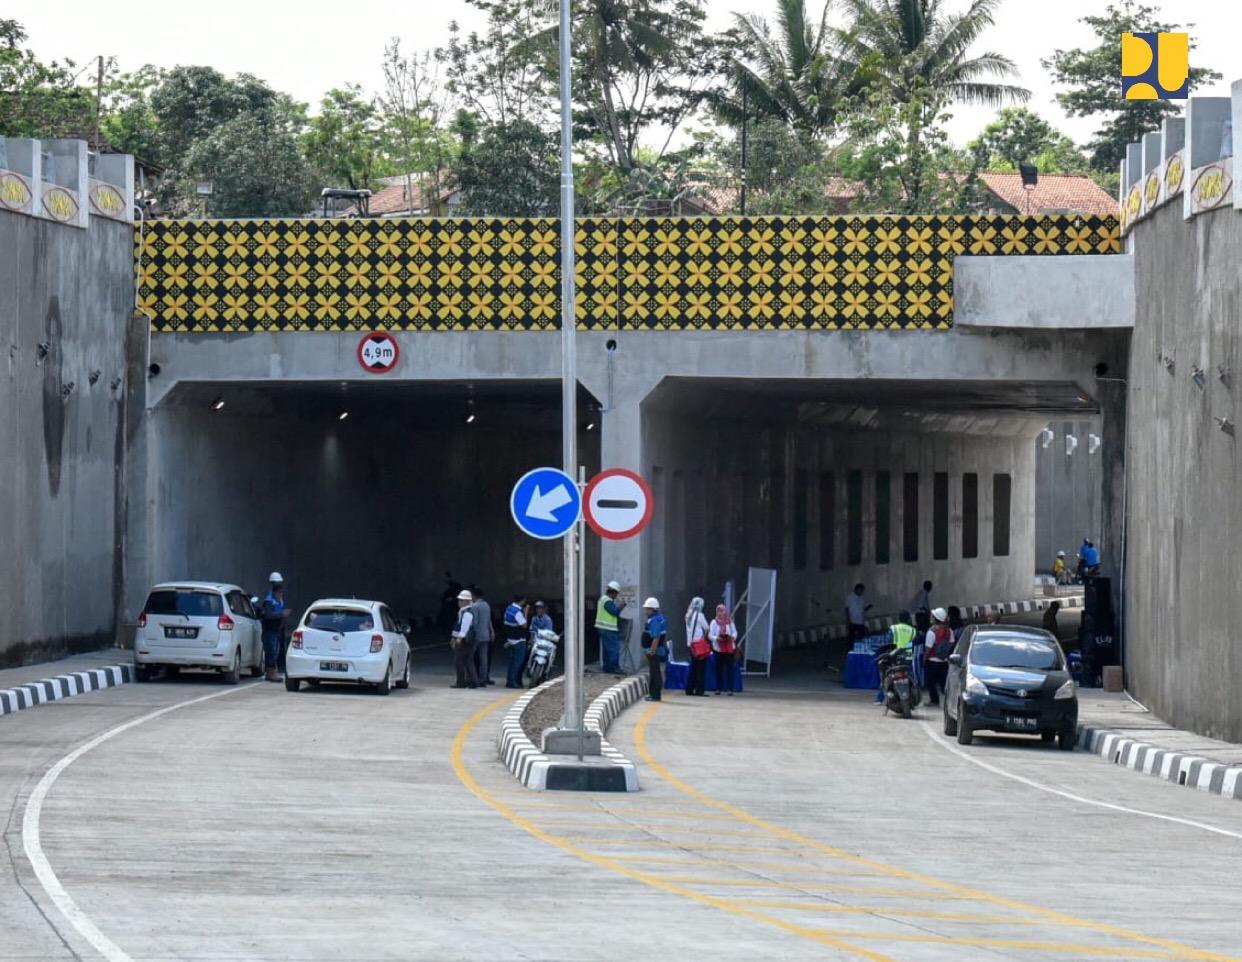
[13, 0, 1240, 148]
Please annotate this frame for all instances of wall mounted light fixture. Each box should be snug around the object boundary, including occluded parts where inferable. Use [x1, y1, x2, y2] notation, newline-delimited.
[1039, 428, 1054, 449]
[1216, 416, 1235, 436]
[1192, 367, 1207, 387]
[1065, 434, 1079, 456]
[1088, 434, 1102, 454]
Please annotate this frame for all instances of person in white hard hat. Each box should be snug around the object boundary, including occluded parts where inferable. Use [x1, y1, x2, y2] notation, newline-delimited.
[1054, 550, 1069, 584]
[641, 597, 668, 702]
[595, 580, 626, 675]
[259, 572, 288, 683]
[923, 607, 954, 707]
[450, 589, 480, 689]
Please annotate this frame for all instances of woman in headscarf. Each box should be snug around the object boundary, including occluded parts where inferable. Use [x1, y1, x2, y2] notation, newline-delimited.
[709, 604, 739, 695]
[684, 597, 711, 696]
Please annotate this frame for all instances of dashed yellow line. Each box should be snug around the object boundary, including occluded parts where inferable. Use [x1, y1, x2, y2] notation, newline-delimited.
[630, 703, 1242, 962]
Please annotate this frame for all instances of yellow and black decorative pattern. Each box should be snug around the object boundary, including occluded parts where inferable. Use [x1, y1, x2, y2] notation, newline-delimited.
[138, 214, 1120, 333]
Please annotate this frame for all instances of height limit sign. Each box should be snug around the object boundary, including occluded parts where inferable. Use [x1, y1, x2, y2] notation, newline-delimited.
[357, 332, 400, 374]
[584, 468, 654, 541]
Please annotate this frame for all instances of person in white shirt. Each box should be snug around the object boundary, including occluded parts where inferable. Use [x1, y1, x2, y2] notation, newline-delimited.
[450, 590, 479, 689]
[710, 604, 740, 695]
[845, 583, 872, 645]
[684, 597, 711, 696]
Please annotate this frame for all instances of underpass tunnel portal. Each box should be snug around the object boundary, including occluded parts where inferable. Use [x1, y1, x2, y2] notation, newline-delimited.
[640, 378, 1101, 641]
[145, 380, 602, 631]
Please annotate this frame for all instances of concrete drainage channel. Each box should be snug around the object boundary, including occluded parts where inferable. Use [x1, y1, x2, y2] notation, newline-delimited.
[498, 675, 645, 792]
[1076, 723, 1242, 801]
[0, 664, 133, 716]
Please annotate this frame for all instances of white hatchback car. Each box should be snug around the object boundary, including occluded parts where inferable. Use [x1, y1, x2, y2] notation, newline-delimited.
[134, 582, 265, 684]
[284, 599, 411, 695]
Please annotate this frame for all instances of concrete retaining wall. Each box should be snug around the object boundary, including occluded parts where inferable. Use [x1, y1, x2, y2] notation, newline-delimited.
[0, 210, 133, 664]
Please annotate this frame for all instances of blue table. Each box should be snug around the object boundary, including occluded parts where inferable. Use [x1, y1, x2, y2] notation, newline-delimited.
[843, 650, 880, 690]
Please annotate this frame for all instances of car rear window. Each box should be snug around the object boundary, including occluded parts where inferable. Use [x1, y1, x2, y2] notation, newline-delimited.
[971, 638, 1062, 670]
[305, 608, 374, 632]
[144, 589, 223, 618]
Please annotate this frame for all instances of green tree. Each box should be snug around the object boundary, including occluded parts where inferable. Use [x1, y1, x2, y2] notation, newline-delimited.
[304, 85, 386, 190]
[438, 0, 555, 128]
[709, 119, 839, 214]
[182, 112, 316, 217]
[0, 19, 97, 139]
[839, 0, 1029, 108]
[381, 39, 458, 215]
[1044, 1, 1220, 173]
[718, 0, 856, 137]
[972, 107, 1088, 173]
[101, 65, 164, 162]
[455, 119, 559, 215]
[148, 66, 281, 171]
[535, 0, 715, 175]
[837, 83, 983, 214]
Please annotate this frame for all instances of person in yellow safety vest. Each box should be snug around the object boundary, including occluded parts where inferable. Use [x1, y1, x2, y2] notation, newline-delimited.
[877, 610, 918, 704]
[1053, 550, 1069, 584]
[595, 581, 626, 675]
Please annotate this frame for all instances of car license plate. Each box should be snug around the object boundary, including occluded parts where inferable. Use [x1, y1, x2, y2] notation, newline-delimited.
[164, 626, 198, 639]
[320, 661, 349, 672]
[1005, 715, 1038, 730]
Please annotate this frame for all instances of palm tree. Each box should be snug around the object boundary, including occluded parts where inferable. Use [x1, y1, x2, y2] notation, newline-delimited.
[717, 0, 856, 138]
[838, 0, 1029, 108]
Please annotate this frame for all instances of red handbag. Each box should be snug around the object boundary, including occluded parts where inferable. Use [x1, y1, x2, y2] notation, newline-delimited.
[689, 638, 711, 659]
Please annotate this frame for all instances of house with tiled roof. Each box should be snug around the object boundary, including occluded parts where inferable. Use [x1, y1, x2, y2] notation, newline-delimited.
[342, 175, 461, 217]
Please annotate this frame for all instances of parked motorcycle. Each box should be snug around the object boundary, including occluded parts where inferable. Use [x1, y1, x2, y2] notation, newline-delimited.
[876, 645, 922, 719]
[524, 628, 560, 688]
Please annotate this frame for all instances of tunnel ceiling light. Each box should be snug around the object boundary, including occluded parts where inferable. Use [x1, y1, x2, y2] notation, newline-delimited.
[586, 421, 596, 431]
[338, 411, 349, 421]
[211, 397, 225, 411]
[465, 399, 476, 424]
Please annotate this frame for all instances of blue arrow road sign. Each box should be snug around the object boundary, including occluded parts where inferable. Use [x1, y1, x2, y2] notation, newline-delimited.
[510, 467, 581, 540]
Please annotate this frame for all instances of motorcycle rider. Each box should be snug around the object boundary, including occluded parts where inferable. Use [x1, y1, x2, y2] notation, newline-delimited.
[876, 610, 917, 704]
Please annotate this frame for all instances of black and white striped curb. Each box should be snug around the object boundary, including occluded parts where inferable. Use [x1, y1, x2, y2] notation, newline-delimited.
[0, 664, 133, 717]
[498, 675, 645, 791]
[778, 596, 1084, 648]
[1076, 723, 1242, 801]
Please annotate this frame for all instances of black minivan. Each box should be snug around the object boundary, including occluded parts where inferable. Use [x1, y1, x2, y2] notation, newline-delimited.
[943, 625, 1077, 750]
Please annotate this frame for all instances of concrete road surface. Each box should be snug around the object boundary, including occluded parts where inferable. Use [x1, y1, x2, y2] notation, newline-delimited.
[2, 651, 1240, 962]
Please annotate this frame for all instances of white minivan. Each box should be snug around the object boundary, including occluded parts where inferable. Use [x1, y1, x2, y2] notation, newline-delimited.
[284, 599, 411, 694]
[134, 582, 265, 684]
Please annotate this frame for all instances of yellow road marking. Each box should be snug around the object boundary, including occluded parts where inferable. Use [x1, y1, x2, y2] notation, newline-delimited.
[631, 703, 1242, 962]
[613, 855, 893, 877]
[535, 821, 791, 839]
[574, 838, 820, 856]
[643, 875, 979, 898]
[502, 800, 741, 821]
[798, 930, 1203, 959]
[450, 695, 900, 962]
[737, 900, 1141, 929]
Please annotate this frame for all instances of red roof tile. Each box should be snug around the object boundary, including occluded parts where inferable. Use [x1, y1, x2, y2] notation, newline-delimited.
[978, 172, 1118, 216]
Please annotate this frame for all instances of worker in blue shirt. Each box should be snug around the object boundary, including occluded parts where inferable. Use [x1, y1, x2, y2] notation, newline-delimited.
[641, 597, 668, 702]
[1080, 538, 1101, 577]
[259, 571, 288, 683]
[594, 580, 626, 674]
[502, 594, 529, 689]
[529, 600, 553, 638]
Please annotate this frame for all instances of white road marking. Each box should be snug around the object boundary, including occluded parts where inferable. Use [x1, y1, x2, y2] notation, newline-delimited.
[920, 722, 1242, 842]
[22, 683, 260, 961]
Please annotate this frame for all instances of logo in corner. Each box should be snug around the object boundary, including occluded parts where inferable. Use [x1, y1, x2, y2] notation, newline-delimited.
[1122, 32, 1188, 100]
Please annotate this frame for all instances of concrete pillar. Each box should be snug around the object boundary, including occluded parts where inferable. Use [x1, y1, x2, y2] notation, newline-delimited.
[1141, 131, 1163, 175]
[40, 139, 89, 229]
[93, 153, 135, 224]
[1161, 118, 1185, 160]
[1183, 96, 1232, 218]
[0, 137, 41, 217]
[1232, 79, 1242, 211]
[1124, 143, 1144, 191]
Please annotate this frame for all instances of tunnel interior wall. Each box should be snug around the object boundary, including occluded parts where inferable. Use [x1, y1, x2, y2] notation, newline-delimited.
[1034, 417, 1105, 573]
[1126, 200, 1242, 742]
[143, 395, 599, 632]
[0, 211, 132, 665]
[641, 402, 1036, 641]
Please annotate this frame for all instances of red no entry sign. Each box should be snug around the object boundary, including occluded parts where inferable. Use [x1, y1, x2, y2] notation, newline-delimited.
[584, 468, 654, 540]
[357, 332, 400, 374]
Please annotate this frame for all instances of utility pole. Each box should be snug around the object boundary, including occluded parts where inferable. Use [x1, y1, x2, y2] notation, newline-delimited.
[558, 0, 583, 744]
[739, 74, 749, 217]
[93, 55, 105, 156]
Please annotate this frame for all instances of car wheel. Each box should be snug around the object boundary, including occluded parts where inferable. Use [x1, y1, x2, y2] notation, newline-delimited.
[222, 650, 241, 686]
[955, 702, 974, 746]
[395, 656, 410, 689]
[375, 664, 391, 696]
[1058, 727, 1075, 751]
[942, 700, 958, 737]
[1041, 731, 1056, 744]
[285, 677, 300, 692]
[134, 664, 154, 683]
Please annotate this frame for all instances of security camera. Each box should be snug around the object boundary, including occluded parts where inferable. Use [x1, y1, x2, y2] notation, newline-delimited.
[606, 339, 618, 353]
[147, 363, 161, 378]
[1094, 362, 1109, 378]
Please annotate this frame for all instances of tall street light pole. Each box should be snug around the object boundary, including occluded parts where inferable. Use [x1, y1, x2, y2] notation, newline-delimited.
[558, 0, 583, 744]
